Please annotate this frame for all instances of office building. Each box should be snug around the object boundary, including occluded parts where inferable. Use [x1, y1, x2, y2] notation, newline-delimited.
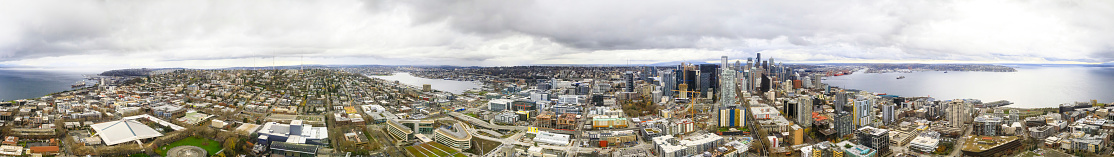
[625, 71, 636, 92]
[489, 99, 512, 112]
[698, 64, 719, 98]
[660, 71, 676, 97]
[257, 120, 329, 145]
[433, 123, 472, 150]
[856, 126, 889, 155]
[386, 120, 414, 142]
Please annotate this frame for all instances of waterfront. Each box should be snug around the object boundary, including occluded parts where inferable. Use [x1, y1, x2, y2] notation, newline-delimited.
[824, 65, 1114, 108]
[0, 69, 92, 101]
[368, 72, 482, 94]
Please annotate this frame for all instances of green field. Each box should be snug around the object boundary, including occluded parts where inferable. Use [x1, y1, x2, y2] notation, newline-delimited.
[156, 136, 222, 156]
[404, 142, 466, 157]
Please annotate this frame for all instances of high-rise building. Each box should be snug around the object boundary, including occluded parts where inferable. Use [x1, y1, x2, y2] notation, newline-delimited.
[949, 100, 971, 128]
[675, 63, 699, 99]
[854, 98, 873, 127]
[719, 56, 737, 107]
[660, 71, 676, 97]
[856, 126, 890, 155]
[802, 76, 813, 89]
[812, 74, 823, 89]
[797, 96, 814, 128]
[882, 104, 894, 125]
[698, 64, 719, 98]
[835, 92, 848, 112]
[835, 111, 854, 137]
[624, 71, 635, 92]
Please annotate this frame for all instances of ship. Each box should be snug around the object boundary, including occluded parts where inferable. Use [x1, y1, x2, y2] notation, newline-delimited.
[72, 81, 85, 88]
[896, 76, 906, 79]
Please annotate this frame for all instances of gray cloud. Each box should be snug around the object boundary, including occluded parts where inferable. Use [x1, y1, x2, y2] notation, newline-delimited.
[0, 0, 1112, 68]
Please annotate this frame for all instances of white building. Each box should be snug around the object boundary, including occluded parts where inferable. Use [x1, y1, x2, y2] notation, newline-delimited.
[652, 133, 724, 157]
[91, 119, 164, 146]
[534, 131, 570, 146]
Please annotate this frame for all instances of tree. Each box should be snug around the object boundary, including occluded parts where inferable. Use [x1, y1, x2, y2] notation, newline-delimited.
[224, 137, 239, 155]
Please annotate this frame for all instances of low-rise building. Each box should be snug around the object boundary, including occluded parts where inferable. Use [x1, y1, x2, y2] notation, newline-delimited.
[534, 131, 570, 146]
[270, 141, 319, 157]
[908, 131, 941, 153]
[651, 133, 724, 157]
[386, 120, 414, 142]
[256, 120, 329, 145]
[433, 123, 472, 150]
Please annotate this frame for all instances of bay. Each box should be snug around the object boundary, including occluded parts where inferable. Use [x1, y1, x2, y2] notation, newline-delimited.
[368, 72, 482, 94]
[0, 69, 93, 101]
[822, 65, 1114, 108]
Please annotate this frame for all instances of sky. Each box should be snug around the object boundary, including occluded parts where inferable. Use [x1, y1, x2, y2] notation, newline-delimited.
[0, 0, 1112, 70]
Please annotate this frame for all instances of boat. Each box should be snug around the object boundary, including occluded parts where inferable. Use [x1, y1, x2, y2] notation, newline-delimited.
[896, 76, 906, 79]
[72, 81, 86, 88]
[944, 71, 948, 73]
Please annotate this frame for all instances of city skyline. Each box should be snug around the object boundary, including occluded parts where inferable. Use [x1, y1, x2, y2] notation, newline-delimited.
[1, 0, 1112, 70]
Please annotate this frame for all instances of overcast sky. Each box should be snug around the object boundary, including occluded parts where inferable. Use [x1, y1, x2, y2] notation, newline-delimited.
[0, 0, 1112, 70]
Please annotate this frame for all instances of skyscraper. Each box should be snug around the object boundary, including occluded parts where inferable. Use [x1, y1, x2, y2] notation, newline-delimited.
[854, 98, 873, 127]
[811, 74, 823, 89]
[660, 71, 676, 97]
[698, 64, 719, 98]
[882, 104, 894, 125]
[797, 96, 813, 128]
[624, 71, 635, 92]
[949, 100, 971, 128]
[719, 56, 737, 107]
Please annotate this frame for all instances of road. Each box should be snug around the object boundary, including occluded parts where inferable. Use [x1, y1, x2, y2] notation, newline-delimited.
[950, 126, 971, 156]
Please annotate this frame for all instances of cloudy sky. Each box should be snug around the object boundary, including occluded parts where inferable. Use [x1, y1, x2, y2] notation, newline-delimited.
[0, 0, 1112, 70]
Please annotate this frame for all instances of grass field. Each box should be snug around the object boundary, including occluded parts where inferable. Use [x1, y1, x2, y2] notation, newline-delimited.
[404, 142, 466, 157]
[155, 136, 222, 156]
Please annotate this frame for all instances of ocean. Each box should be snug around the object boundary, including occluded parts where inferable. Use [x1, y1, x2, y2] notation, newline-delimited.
[0, 69, 94, 101]
[822, 65, 1114, 108]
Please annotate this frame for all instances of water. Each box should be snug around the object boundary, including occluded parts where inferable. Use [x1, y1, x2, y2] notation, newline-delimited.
[823, 65, 1114, 108]
[0, 69, 92, 101]
[369, 73, 482, 94]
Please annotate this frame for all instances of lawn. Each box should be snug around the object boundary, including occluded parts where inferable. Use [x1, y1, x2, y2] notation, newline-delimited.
[155, 136, 222, 156]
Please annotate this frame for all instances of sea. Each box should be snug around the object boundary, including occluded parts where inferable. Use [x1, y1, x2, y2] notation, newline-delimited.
[0, 69, 96, 101]
[368, 72, 482, 94]
[823, 65, 1114, 108]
